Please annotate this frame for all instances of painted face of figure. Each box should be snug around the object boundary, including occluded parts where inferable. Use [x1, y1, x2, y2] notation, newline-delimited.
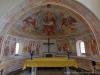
[43, 11, 56, 25]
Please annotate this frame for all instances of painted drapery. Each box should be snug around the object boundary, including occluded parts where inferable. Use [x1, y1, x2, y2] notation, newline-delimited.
[3, 35, 41, 56]
[23, 40, 40, 56]
[56, 39, 72, 54]
[85, 39, 98, 56]
[0, 36, 4, 55]
[3, 37, 16, 56]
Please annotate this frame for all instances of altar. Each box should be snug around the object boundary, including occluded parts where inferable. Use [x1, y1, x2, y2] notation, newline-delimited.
[23, 57, 77, 75]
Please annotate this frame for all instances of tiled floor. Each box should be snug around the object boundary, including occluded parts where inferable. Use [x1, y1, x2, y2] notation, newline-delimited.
[7, 69, 31, 75]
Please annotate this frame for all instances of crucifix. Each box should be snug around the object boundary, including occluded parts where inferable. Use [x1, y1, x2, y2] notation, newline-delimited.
[43, 38, 54, 53]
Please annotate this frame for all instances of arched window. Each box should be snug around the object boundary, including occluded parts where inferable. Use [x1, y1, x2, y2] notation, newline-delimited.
[76, 40, 86, 56]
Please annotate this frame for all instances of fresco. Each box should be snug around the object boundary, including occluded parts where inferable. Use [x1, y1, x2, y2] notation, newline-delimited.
[10, 5, 84, 38]
[3, 36, 16, 56]
[8, 5, 94, 56]
[0, 36, 4, 55]
[56, 39, 71, 54]
[3, 40, 10, 56]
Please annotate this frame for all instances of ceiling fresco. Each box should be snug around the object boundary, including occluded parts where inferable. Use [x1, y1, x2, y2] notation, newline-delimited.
[10, 5, 91, 39]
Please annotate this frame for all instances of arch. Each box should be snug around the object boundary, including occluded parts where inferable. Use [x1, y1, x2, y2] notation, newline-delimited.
[1, 0, 100, 55]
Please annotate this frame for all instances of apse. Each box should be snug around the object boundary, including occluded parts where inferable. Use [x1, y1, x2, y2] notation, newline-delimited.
[0, 0, 100, 75]
[0, 4, 95, 58]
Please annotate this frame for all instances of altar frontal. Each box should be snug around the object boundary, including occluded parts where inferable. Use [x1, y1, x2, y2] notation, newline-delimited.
[23, 57, 77, 69]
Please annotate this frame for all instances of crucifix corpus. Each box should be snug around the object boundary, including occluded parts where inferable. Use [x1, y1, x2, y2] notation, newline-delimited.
[43, 38, 54, 53]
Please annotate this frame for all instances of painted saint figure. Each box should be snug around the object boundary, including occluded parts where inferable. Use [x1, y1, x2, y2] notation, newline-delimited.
[43, 11, 56, 35]
[22, 16, 36, 32]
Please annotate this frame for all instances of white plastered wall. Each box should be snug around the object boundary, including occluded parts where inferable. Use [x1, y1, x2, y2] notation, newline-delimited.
[76, 0, 100, 20]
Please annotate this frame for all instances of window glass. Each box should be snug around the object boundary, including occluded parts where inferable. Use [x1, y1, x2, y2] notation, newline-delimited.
[80, 41, 86, 53]
[15, 43, 20, 54]
[76, 40, 86, 56]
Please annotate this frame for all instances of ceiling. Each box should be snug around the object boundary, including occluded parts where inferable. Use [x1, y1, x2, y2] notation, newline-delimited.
[0, 0, 99, 40]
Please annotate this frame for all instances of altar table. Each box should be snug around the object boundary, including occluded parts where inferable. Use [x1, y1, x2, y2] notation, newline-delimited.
[23, 57, 77, 75]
